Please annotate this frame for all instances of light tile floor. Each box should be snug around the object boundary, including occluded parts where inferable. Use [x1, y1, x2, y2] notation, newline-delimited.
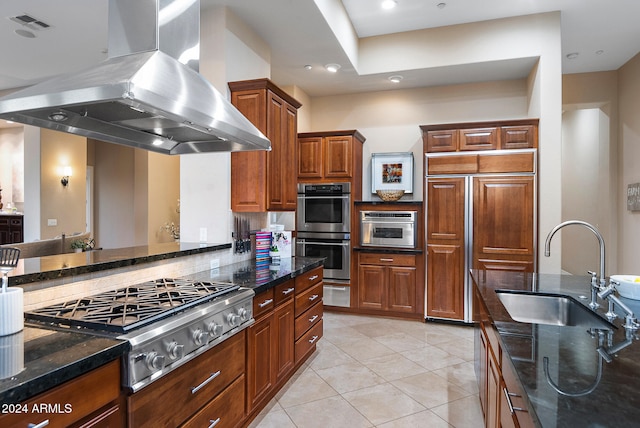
[248, 311, 484, 428]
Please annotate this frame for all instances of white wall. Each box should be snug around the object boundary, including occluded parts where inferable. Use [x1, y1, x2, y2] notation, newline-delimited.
[180, 7, 271, 245]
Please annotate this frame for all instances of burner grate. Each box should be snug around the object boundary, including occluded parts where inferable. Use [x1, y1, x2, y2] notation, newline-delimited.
[25, 278, 240, 333]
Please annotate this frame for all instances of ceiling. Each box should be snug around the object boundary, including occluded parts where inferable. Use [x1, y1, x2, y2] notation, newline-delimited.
[1, 0, 639, 127]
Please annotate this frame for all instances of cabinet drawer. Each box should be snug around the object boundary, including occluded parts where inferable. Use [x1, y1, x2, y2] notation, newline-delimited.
[359, 253, 416, 267]
[0, 218, 10, 226]
[501, 125, 536, 149]
[295, 281, 323, 316]
[425, 129, 458, 152]
[427, 154, 478, 175]
[274, 280, 296, 306]
[477, 152, 535, 173]
[253, 289, 275, 318]
[0, 359, 120, 428]
[295, 266, 323, 293]
[128, 330, 245, 427]
[181, 374, 245, 428]
[295, 318, 323, 363]
[295, 301, 323, 339]
[459, 127, 498, 151]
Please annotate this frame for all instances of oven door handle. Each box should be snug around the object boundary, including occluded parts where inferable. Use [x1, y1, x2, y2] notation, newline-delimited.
[298, 195, 350, 200]
[298, 240, 350, 247]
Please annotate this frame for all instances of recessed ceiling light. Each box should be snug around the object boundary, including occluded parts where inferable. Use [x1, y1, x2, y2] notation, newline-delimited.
[437, 2, 446, 9]
[388, 75, 403, 83]
[15, 29, 36, 38]
[595, 50, 604, 55]
[325, 63, 341, 73]
[304, 64, 313, 70]
[566, 52, 579, 60]
[381, 0, 397, 10]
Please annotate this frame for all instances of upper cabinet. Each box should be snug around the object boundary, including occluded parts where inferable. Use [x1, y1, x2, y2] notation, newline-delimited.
[421, 120, 538, 153]
[229, 79, 302, 212]
[298, 130, 366, 182]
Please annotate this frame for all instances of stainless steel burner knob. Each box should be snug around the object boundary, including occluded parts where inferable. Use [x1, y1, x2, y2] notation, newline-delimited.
[168, 341, 185, 360]
[193, 328, 209, 346]
[145, 352, 165, 371]
[208, 321, 223, 337]
[227, 313, 240, 327]
[237, 307, 248, 321]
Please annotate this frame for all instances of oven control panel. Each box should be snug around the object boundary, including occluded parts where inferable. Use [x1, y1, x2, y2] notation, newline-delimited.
[121, 291, 254, 392]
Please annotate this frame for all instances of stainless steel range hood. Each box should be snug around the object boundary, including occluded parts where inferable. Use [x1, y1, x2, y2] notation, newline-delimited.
[0, 0, 271, 155]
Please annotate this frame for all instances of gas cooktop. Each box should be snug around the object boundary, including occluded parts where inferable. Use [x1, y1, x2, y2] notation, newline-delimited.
[25, 278, 240, 333]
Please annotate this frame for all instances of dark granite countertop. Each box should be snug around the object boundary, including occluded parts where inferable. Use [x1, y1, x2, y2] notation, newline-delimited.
[9, 242, 231, 287]
[0, 326, 127, 404]
[472, 270, 640, 428]
[1, 256, 324, 404]
[183, 256, 325, 295]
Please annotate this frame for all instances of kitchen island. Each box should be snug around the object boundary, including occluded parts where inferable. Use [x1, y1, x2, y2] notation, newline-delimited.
[1, 248, 324, 427]
[472, 269, 640, 428]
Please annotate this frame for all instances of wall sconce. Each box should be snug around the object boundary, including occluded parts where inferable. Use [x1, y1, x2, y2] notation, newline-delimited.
[61, 166, 72, 187]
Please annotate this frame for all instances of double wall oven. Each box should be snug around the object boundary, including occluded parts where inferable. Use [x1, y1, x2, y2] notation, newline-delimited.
[296, 183, 351, 307]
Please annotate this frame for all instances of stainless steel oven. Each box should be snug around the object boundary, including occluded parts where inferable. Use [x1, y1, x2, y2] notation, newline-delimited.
[297, 183, 351, 233]
[360, 210, 418, 249]
[296, 232, 350, 280]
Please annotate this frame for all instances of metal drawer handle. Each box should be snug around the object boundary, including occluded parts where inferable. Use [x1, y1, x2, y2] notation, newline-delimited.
[379, 258, 394, 262]
[282, 287, 295, 295]
[208, 418, 221, 428]
[28, 421, 50, 428]
[309, 294, 319, 302]
[259, 298, 274, 308]
[308, 335, 319, 344]
[308, 315, 319, 323]
[502, 387, 526, 414]
[308, 274, 319, 281]
[191, 370, 221, 394]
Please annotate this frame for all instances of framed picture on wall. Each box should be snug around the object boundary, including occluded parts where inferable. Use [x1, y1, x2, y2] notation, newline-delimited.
[371, 152, 414, 194]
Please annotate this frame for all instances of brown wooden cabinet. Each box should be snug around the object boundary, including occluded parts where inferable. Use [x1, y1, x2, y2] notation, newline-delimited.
[475, 288, 534, 428]
[128, 331, 245, 427]
[423, 120, 537, 322]
[0, 359, 122, 428]
[421, 120, 537, 153]
[297, 130, 365, 182]
[229, 79, 302, 212]
[357, 253, 419, 315]
[0, 215, 23, 244]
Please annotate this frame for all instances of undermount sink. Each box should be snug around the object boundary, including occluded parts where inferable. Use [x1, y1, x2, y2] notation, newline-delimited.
[496, 290, 616, 329]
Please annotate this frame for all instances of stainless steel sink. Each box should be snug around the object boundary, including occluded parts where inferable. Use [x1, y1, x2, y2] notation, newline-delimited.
[496, 290, 616, 329]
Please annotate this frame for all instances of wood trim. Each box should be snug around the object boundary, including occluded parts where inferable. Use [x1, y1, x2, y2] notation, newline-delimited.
[298, 129, 366, 143]
[228, 78, 302, 108]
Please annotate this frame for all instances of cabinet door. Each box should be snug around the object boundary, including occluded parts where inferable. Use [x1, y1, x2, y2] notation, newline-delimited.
[387, 266, 416, 313]
[230, 89, 268, 212]
[473, 176, 535, 271]
[459, 127, 498, 151]
[246, 313, 275, 412]
[298, 136, 323, 179]
[266, 92, 297, 211]
[274, 299, 295, 385]
[426, 129, 458, 152]
[324, 136, 353, 178]
[358, 264, 386, 310]
[426, 244, 464, 320]
[426, 177, 465, 320]
[501, 125, 536, 150]
[486, 348, 501, 428]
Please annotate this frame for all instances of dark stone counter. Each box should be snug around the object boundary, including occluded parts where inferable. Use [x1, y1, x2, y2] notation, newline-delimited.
[472, 270, 640, 428]
[0, 326, 126, 404]
[1, 256, 324, 404]
[8, 242, 231, 287]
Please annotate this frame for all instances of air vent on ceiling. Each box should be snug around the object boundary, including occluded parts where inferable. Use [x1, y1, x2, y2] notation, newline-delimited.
[9, 14, 51, 31]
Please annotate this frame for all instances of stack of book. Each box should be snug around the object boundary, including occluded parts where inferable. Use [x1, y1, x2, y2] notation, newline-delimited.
[255, 231, 272, 264]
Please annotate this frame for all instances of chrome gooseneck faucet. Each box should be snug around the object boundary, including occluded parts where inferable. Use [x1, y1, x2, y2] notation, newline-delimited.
[544, 220, 606, 309]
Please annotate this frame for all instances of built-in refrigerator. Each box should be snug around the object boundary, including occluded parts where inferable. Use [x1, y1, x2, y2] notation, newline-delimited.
[425, 149, 537, 323]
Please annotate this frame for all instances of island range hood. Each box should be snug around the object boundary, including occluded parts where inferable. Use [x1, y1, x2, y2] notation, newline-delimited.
[0, 0, 271, 155]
